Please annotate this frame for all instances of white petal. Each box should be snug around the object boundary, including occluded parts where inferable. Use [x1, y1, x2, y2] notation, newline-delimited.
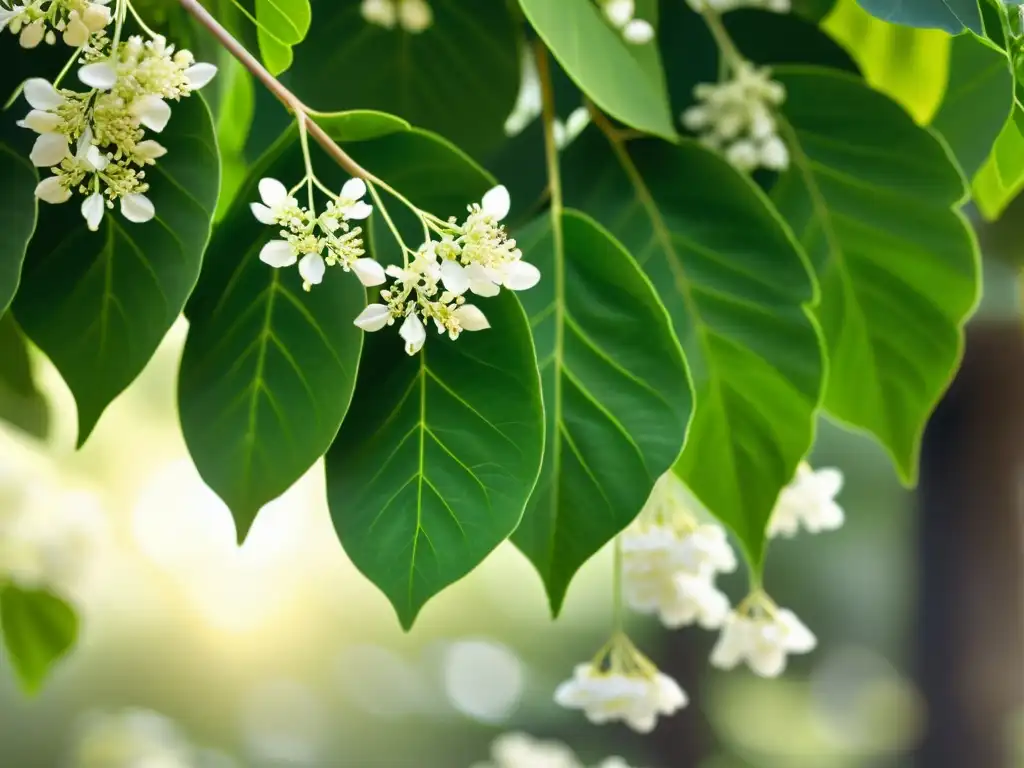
[184, 62, 217, 89]
[747, 643, 787, 678]
[258, 177, 288, 207]
[34, 176, 71, 204]
[622, 19, 654, 44]
[82, 3, 112, 31]
[120, 193, 154, 223]
[353, 303, 391, 332]
[399, 313, 426, 355]
[81, 193, 105, 232]
[259, 240, 297, 268]
[250, 202, 277, 225]
[298, 253, 326, 285]
[63, 16, 90, 47]
[439, 260, 470, 295]
[398, 0, 432, 33]
[352, 258, 386, 287]
[502, 260, 541, 291]
[340, 177, 367, 201]
[344, 200, 373, 220]
[23, 79, 63, 110]
[709, 616, 747, 670]
[132, 95, 171, 132]
[454, 305, 490, 332]
[135, 139, 167, 160]
[78, 61, 118, 90]
[603, 0, 635, 27]
[481, 184, 511, 221]
[18, 109, 61, 133]
[30, 133, 69, 167]
[85, 144, 108, 171]
[778, 609, 816, 653]
[19, 21, 44, 49]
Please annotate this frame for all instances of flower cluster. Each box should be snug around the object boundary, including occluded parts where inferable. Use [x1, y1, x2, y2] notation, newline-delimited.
[682, 61, 789, 173]
[599, 0, 654, 45]
[472, 733, 642, 768]
[768, 461, 845, 537]
[686, 0, 790, 15]
[0, 0, 112, 48]
[354, 185, 540, 356]
[252, 176, 378, 292]
[621, 472, 736, 630]
[22, 17, 216, 231]
[360, 0, 432, 33]
[555, 632, 687, 733]
[711, 591, 817, 677]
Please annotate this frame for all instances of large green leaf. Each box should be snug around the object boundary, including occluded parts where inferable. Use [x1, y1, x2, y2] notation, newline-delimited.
[257, 0, 312, 74]
[931, 33, 1012, 181]
[287, 0, 519, 158]
[771, 67, 980, 482]
[854, 0, 982, 34]
[517, 0, 676, 140]
[14, 95, 219, 446]
[325, 291, 545, 629]
[0, 315, 48, 439]
[512, 210, 692, 613]
[562, 130, 823, 570]
[1, 584, 78, 695]
[0, 143, 36, 316]
[179, 111, 406, 540]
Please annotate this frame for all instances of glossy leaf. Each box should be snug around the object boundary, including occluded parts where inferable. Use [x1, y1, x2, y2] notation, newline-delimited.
[772, 67, 980, 483]
[562, 129, 823, 569]
[517, 0, 676, 140]
[0, 315, 48, 439]
[215, 56, 257, 219]
[256, 0, 311, 74]
[0, 584, 77, 695]
[179, 112, 406, 540]
[325, 292, 545, 629]
[974, 99, 1024, 219]
[0, 143, 36, 316]
[288, 0, 519, 158]
[854, 0, 982, 34]
[931, 33, 1012, 180]
[14, 95, 219, 446]
[512, 210, 692, 613]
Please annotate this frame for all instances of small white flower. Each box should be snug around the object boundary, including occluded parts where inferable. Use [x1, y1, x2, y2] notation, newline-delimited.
[454, 304, 489, 331]
[768, 462, 844, 538]
[78, 61, 118, 90]
[622, 19, 654, 44]
[398, 0, 433, 33]
[555, 660, 686, 733]
[120, 193, 154, 224]
[259, 240, 298, 268]
[351, 257, 386, 287]
[250, 178, 298, 225]
[711, 598, 816, 677]
[602, 0, 635, 27]
[81, 192, 106, 232]
[298, 253, 326, 289]
[131, 94, 171, 132]
[63, 11, 90, 47]
[481, 184, 511, 221]
[82, 2, 113, 32]
[399, 312, 427, 355]
[760, 135, 789, 170]
[336, 177, 373, 220]
[19, 19, 44, 48]
[354, 303, 393, 332]
[29, 132, 70, 167]
[475, 732, 583, 768]
[35, 176, 71, 204]
[361, 0, 398, 28]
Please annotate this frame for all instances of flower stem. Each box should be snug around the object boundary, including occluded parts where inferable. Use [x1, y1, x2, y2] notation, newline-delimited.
[297, 114, 316, 213]
[365, 181, 413, 264]
[612, 535, 624, 631]
[701, 8, 744, 71]
[125, 0, 161, 38]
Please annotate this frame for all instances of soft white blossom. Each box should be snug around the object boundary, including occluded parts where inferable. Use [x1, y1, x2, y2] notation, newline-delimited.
[711, 594, 816, 677]
[353, 303, 392, 332]
[399, 312, 427, 355]
[768, 462, 844, 537]
[2, 0, 113, 48]
[472, 732, 582, 768]
[361, 0, 433, 32]
[599, 0, 655, 46]
[682, 61, 789, 172]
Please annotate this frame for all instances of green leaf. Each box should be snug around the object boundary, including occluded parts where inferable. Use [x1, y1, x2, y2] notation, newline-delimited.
[517, 0, 676, 140]
[771, 67, 980, 483]
[288, 0, 519, 158]
[0, 142, 37, 316]
[930, 32, 1012, 181]
[256, 0, 311, 75]
[13, 95, 219, 446]
[325, 291, 545, 629]
[973, 100, 1024, 219]
[215, 56, 257, 220]
[854, 0, 982, 34]
[1, 584, 78, 695]
[512, 210, 692, 613]
[0, 315, 48, 439]
[178, 112, 406, 540]
[562, 129, 823, 570]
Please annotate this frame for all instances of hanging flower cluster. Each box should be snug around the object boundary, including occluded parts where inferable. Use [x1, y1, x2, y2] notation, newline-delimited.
[360, 0, 432, 33]
[711, 591, 817, 677]
[599, 0, 655, 45]
[252, 176, 379, 292]
[20, 1, 216, 231]
[682, 61, 789, 173]
[768, 462, 845, 537]
[0, 0, 112, 48]
[354, 185, 541, 356]
[555, 632, 687, 733]
[620, 472, 736, 629]
[472, 733, 642, 768]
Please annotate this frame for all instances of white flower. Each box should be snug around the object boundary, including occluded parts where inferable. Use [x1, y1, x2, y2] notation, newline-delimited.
[625, 568, 730, 629]
[63, 10, 90, 47]
[251, 178, 298, 225]
[768, 462, 844, 538]
[555, 660, 686, 733]
[622, 19, 654, 44]
[711, 598, 816, 677]
[335, 177, 373, 220]
[361, 0, 398, 28]
[298, 253, 325, 290]
[19, 18, 44, 48]
[399, 312, 427, 355]
[398, 0, 432, 33]
[602, 0, 635, 27]
[474, 733, 583, 768]
[82, 1, 113, 32]
[351, 257, 386, 287]
[353, 303, 393, 332]
[81, 192, 106, 231]
[481, 183, 510, 221]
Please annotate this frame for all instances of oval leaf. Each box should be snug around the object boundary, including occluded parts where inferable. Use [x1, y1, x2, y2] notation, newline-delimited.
[178, 113, 404, 540]
[516, 0, 676, 140]
[855, 0, 982, 33]
[0, 143, 36, 316]
[512, 210, 692, 613]
[14, 95, 219, 446]
[771, 67, 980, 483]
[325, 291, 545, 629]
[256, 0, 312, 74]
[562, 129, 824, 569]
[1, 584, 78, 695]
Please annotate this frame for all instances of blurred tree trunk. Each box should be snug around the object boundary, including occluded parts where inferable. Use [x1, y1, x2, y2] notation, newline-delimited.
[916, 322, 1024, 767]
